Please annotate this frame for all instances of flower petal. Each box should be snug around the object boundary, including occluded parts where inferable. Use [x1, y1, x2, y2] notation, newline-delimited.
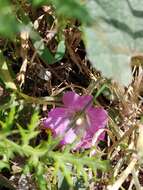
[60, 128, 77, 145]
[74, 107, 108, 149]
[63, 91, 93, 111]
[43, 108, 70, 136]
[86, 107, 108, 140]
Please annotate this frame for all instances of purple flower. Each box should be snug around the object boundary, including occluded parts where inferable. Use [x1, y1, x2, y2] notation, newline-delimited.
[43, 91, 108, 149]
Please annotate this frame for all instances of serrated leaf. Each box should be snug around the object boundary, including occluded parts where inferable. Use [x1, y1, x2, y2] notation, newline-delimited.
[58, 170, 70, 190]
[84, 0, 143, 86]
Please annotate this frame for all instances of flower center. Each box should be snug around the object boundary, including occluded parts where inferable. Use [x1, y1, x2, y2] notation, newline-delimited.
[75, 116, 85, 126]
[74, 111, 89, 130]
[69, 111, 89, 134]
[70, 111, 85, 126]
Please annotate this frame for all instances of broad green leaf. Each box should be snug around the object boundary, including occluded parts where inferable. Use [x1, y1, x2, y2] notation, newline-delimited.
[84, 0, 143, 86]
[31, 31, 55, 64]
[84, 26, 132, 86]
[129, 0, 143, 11]
[54, 39, 65, 62]
[32, 31, 65, 64]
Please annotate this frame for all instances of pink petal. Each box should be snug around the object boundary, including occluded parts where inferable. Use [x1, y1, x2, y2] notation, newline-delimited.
[60, 128, 77, 145]
[74, 107, 108, 149]
[86, 107, 108, 140]
[63, 91, 93, 111]
[43, 108, 70, 136]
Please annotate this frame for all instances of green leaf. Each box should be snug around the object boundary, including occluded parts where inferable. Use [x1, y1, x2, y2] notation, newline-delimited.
[84, 26, 132, 86]
[0, 161, 9, 171]
[50, 151, 109, 187]
[0, 0, 19, 37]
[31, 31, 55, 64]
[83, 0, 143, 86]
[28, 111, 39, 131]
[54, 39, 65, 62]
[50, 0, 91, 24]
[4, 106, 15, 131]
